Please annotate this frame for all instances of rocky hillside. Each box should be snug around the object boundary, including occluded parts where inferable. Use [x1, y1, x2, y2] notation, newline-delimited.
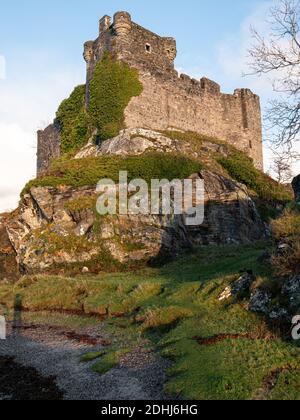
[1, 125, 291, 278]
[0, 55, 292, 278]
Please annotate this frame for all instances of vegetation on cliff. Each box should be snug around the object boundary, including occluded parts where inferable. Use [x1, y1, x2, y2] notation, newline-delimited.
[56, 85, 89, 155]
[218, 152, 291, 204]
[89, 52, 143, 140]
[23, 152, 203, 193]
[55, 53, 143, 155]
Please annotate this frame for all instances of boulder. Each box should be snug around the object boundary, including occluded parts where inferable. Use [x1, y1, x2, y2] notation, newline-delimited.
[248, 289, 272, 315]
[282, 275, 300, 312]
[268, 305, 290, 323]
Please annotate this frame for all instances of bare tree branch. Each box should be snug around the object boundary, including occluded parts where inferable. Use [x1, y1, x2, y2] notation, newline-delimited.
[249, 0, 300, 149]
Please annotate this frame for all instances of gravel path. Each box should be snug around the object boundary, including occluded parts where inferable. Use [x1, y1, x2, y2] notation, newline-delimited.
[0, 323, 170, 400]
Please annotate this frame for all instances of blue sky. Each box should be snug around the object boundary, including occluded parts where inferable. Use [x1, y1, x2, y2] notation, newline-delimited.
[0, 0, 298, 211]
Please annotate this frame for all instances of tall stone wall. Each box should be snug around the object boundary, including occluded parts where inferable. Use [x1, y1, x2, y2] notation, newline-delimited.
[124, 74, 263, 168]
[37, 122, 61, 176]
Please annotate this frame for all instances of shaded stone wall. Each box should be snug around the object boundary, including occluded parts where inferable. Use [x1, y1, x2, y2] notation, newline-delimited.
[37, 122, 61, 176]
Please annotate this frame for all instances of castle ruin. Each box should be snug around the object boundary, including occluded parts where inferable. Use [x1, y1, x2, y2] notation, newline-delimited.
[37, 11, 263, 174]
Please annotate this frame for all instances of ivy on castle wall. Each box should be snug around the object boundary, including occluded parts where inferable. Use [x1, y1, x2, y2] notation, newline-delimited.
[88, 52, 143, 141]
[56, 85, 89, 155]
[55, 53, 143, 155]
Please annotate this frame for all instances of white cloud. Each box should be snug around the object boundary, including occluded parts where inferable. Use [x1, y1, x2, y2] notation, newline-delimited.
[0, 65, 84, 212]
[0, 122, 35, 211]
[0, 56, 6, 80]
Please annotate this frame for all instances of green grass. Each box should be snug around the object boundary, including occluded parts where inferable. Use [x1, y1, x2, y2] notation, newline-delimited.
[80, 351, 107, 363]
[22, 152, 203, 193]
[218, 152, 292, 204]
[91, 349, 131, 375]
[2, 242, 300, 399]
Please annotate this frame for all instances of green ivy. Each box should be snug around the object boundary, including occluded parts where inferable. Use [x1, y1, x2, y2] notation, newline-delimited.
[56, 85, 89, 155]
[88, 52, 143, 140]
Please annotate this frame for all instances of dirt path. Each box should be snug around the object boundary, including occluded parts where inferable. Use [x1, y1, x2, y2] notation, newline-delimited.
[0, 323, 170, 400]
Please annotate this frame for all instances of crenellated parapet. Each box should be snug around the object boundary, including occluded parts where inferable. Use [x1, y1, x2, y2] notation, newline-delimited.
[113, 11, 132, 36]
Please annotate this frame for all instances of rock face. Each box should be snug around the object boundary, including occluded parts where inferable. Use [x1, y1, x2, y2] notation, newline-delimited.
[292, 175, 300, 203]
[1, 168, 268, 276]
[0, 216, 18, 280]
[282, 275, 300, 312]
[248, 289, 272, 315]
[37, 122, 61, 176]
[75, 128, 230, 160]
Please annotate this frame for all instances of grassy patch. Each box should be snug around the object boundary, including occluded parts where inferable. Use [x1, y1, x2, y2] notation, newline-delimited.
[23, 152, 203, 193]
[91, 349, 131, 375]
[91, 350, 119, 375]
[80, 351, 107, 363]
[160, 130, 227, 147]
[218, 151, 292, 206]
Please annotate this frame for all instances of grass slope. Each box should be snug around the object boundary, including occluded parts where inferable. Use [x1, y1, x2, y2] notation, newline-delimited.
[1, 242, 300, 400]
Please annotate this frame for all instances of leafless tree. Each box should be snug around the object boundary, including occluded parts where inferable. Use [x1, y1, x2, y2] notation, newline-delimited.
[270, 147, 299, 182]
[249, 0, 300, 149]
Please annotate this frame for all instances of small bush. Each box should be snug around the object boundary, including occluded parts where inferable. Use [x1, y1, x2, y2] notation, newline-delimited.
[88, 52, 143, 140]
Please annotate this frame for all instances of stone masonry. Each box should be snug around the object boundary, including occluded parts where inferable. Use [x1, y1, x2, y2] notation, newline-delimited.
[37, 11, 263, 175]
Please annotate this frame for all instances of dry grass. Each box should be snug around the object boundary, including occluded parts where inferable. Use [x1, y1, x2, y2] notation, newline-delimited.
[271, 210, 300, 277]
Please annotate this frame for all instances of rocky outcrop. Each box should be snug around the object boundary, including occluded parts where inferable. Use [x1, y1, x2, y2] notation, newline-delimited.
[248, 289, 272, 315]
[292, 174, 300, 203]
[1, 169, 268, 276]
[75, 128, 230, 160]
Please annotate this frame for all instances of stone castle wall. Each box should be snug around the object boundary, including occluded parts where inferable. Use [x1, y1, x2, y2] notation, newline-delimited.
[83, 11, 263, 169]
[37, 122, 61, 175]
